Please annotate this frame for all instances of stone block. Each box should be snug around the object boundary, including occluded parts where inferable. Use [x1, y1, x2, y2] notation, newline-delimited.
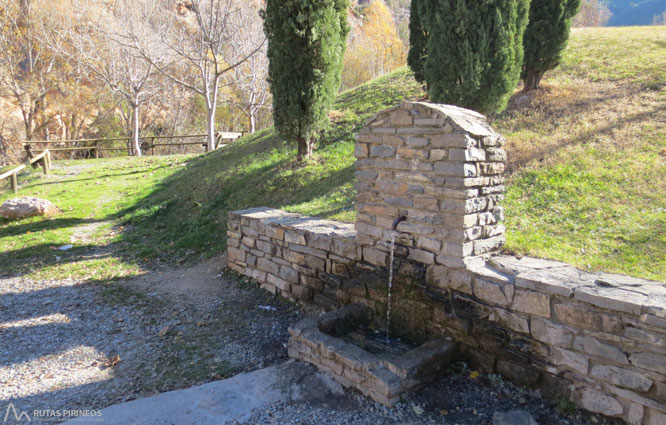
[406, 137, 429, 147]
[512, 290, 551, 318]
[355, 143, 369, 158]
[574, 286, 647, 316]
[473, 279, 510, 306]
[554, 303, 623, 333]
[441, 241, 474, 257]
[279, 266, 300, 284]
[267, 273, 291, 292]
[242, 236, 255, 248]
[493, 308, 529, 334]
[284, 230, 306, 245]
[430, 133, 476, 148]
[480, 162, 505, 175]
[434, 161, 476, 177]
[416, 237, 441, 252]
[645, 407, 666, 425]
[363, 247, 388, 267]
[227, 247, 245, 262]
[390, 109, 413, 126]
[430, 149, 448, 161]
[448, 147, 486, 162]
[413, 197, 439, 211]
[590, 365, 653, 392]
[627, 403, 644, 425]
[407, 248, 435, 265]
[473, 235, 505, 255]
[370, 145, 396, 158]
[397, 147, 427, 159]
[257, 258, 280, 275]
[250, 269, 267, 283]
[551, 346, 589, 374]
[629, 352, 666, 375]
[573, 336, 629, 364]
[530, 318, 574, 347]
[580, 388, 623, 416]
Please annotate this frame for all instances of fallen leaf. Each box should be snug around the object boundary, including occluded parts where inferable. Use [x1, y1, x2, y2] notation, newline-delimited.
[469, 370, 480, 379]
[440, 409, 449, 415]
[157, 326, 169, 337]
[106, 355, 121, 367]
[412, 405, 424, 415]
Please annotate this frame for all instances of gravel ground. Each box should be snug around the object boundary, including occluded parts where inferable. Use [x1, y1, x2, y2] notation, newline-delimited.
[0, 256, 302, 423]
[1, 255, 622, 425]
[241, 366, 623, 425]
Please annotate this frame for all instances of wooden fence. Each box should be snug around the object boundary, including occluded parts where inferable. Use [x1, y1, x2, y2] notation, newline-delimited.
[27, 132, 243, 157]
[0, 149, 51, 194]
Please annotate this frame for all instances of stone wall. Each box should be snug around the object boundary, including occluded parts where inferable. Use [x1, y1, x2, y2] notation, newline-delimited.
[354, 102, 506, 273]
[226, 102, 666, 425]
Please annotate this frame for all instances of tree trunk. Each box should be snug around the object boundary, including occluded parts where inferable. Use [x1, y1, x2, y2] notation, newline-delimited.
[249, 111, 256, 134]
[206, 106, 216, 151]
[523, 68, 542, 92]
[296, 136, 315, 162]
[132, 103, 142, 157]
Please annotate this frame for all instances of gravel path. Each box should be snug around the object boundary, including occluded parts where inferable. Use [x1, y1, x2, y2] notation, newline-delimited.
[0, 256, 302, 423]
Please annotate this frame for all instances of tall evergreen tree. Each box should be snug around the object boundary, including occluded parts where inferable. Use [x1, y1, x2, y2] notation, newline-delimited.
[407, 0, 428, 85]
[522, 0, 581, 92]
[262, 0, 349, 161]
[418, 0, 529, 114]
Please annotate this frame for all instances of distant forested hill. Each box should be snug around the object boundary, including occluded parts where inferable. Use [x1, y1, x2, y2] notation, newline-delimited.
[607, 0, 666, 26]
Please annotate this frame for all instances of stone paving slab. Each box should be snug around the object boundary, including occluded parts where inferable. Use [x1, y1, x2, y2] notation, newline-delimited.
[63, 361, 343, 425]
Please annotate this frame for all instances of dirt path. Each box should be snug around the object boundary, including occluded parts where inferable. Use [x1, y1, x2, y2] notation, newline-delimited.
[0, 254, 303, 422]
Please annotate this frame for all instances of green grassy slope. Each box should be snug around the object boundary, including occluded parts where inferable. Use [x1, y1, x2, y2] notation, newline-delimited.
[2, 27, 664, 281]
[117, 69, 425, 259]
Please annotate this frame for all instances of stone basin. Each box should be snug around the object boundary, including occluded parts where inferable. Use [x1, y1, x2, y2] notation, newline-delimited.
[288, 304, 457, 406]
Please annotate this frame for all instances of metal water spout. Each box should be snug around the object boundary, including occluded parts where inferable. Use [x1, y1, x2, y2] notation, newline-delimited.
[392, 215, 407, 231]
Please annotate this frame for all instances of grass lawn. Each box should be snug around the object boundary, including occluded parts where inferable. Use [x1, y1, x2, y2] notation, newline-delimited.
[0, 157, 193, 279]
[1, 26, 664, 281]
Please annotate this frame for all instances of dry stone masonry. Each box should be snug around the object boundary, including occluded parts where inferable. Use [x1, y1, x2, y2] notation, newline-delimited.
[354, 102, 506, 273]
[227, 102, 666, 424]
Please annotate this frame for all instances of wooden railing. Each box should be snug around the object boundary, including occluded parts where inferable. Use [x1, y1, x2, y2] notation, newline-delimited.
[0, 149, 50, 194]
[26, 133, 243, 157]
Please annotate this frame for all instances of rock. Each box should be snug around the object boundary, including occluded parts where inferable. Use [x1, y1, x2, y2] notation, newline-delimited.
[0, 197, 59, 220]
[492, 410, 538, 425]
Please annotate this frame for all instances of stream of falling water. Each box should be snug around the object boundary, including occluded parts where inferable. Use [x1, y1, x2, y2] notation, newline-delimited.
[386, 231, 396, 342]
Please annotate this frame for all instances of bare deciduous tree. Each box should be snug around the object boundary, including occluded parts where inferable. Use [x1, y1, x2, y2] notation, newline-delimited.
[573, 0, 612, 27]
[61, 0, 161, 156]
[0, 0, 59, 141]
[130, 0, 266, 150]
[225, 3, 270, 134]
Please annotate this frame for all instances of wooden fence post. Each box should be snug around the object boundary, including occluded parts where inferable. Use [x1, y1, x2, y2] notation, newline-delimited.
[95, 140, 99, 159]
[151, 137, 155, 156]
[11, 171, 18, 194]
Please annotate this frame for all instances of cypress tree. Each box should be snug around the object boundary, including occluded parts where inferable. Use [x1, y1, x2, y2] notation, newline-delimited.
[263, 0, 349, 161]
[522, 0, 581, 92]
[419, 0, 529, 115]
[407, 0, 428, 85]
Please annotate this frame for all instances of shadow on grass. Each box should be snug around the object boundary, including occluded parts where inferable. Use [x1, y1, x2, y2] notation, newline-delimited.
[0, 242, 115, 278]
[0, 217, 100, 239]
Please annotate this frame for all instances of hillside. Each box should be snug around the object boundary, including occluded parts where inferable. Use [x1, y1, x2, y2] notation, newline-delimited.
[607, 0, 666, 26]
[1, 26, 664, 281]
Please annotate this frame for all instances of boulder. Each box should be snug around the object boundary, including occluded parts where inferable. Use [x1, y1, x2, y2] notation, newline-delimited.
[0, 197, 59, 220]
[492, 410, 538, 425]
